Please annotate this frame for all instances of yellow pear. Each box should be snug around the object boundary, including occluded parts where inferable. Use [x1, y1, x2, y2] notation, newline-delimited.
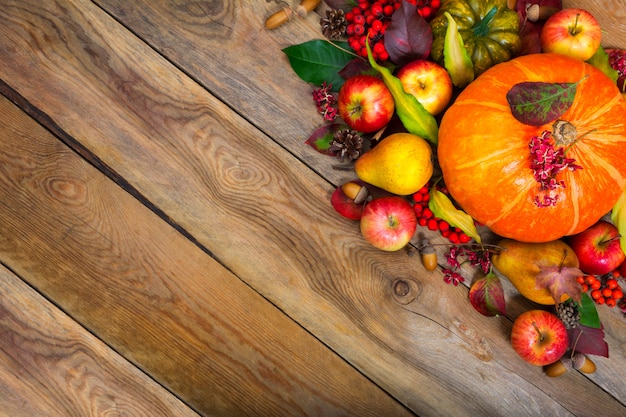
[491, 239, 581, 305]
[355, 133, 433, 195]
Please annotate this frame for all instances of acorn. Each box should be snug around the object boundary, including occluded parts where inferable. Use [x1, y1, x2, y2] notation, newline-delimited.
[420, 239, 438, 271]
[544, 352, 596, 377]
[341, 181, 369, 204]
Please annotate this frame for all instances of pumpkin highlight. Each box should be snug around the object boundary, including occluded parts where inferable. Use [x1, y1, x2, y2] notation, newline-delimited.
[438, 53, 626, 242]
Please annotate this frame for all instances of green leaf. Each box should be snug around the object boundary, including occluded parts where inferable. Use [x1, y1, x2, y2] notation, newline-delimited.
[506, 77, 586, 126]
[577, 293, 601, 329]
[443, 12, 474, 88]
[587, 46, 619, 83]
[428, 189, 481, 243]
[365, 39, 439, 143]
[610, 189, 626, 254]
[282, 40, 354, 91]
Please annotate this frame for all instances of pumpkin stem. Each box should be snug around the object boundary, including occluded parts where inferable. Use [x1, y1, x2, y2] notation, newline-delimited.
[552, 120, 598, 152]
[473, 6, 498, 38]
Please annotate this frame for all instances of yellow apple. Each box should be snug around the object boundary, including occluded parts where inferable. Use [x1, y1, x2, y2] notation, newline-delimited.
[540, 8, 602, 61]
[396, 59, 453, 116]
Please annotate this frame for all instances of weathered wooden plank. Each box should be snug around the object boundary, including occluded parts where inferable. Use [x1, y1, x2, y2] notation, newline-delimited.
[93, 0, 626, 407]
[0, 1, 623, 416]
[0, 263, 202, 417]
[0, 94, 412, 416]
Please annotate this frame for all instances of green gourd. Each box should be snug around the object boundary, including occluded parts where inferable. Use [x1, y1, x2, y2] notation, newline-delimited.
[430, 0, 521, 77]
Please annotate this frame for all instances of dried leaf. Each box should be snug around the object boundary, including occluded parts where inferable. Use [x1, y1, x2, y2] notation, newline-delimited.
[535, 264, 584, 305]
[568, 324, 609, 358]
[506, 79, 584, 126]
[305, 124, 345, 154]
[428, 189, 481, 243]
[610, 189, 626, 254]
[383, 1, 433, 67]
[469, 272, 506, 317]
[282, 40, 354, 92]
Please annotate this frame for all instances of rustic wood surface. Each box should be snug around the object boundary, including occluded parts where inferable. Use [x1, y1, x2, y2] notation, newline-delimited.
[0, 0, 624, 416]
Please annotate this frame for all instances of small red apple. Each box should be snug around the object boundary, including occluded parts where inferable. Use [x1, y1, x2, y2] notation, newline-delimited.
[360, 196, 416, 251]
[540, 8, 602, 61]
[511, 310, 568, 366]
[338, 75, 395, 133]
[397, 59, 453, 116]
[567, 220, 625, 275]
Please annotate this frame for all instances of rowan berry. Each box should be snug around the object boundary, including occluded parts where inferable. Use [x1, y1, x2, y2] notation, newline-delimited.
[581, 283, 589, 292]
[612, 288, 624, 300]
[448, 232, 459, 244]
[418, 218, 427, 227]
[590, 289, 602, 300]
[602, 287, 613, 298]
[458, 233, 472, 244]
[427, 218, 438, 231]
[606, 298, 617, 307]
[438, 221, 450, 233]
[422, 207, 433, 219]
[606, 278, 619, 290]
[371, 19, 383, 32]
[373, 41, 386, 55]
[596, 296, 606, 305]
[584, 275, 596, 285]
[576, 276, 585, 285]
[590, 279, 602, 290]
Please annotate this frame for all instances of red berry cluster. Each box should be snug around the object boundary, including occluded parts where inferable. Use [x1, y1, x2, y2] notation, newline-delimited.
[577, 272, 625, 308]
[345, 0, 441, 61]
[411, 184, 472, 244]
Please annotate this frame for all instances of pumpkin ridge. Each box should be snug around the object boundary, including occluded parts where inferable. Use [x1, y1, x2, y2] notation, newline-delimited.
[567, 93, 625, 128]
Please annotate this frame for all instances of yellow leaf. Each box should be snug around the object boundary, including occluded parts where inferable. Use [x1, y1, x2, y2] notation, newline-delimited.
[610, 189, 626, 254]
[429, 189, 481, 243]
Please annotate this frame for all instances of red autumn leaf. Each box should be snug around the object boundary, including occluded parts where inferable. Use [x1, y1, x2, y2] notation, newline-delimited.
[339, 57, 381, 81]
[535, 264, 584, 306]
[383, 1, 433, 67]
[305, 123, 345, 155]
[469, 272, 506, 317]
[568, 324, 609, 358]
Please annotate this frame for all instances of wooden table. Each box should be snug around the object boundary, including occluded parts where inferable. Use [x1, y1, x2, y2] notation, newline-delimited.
[0, 1, 624, 416]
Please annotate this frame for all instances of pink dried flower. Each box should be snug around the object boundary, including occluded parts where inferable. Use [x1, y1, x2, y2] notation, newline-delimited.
[608, 49, 626, 77]
[529, 130, 582, 207]
[312, 82, 338, 122]
[443, 245, 493, 285]
[442, 269, 465, 286]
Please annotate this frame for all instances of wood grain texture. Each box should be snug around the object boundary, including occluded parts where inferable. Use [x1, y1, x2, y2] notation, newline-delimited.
[0, 94, 411, 416]
[0, 263, 201, 417]
[0, 0, 624, 416]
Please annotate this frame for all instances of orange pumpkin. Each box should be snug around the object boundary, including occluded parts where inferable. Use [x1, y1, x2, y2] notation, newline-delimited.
[438, 53, 626, 242]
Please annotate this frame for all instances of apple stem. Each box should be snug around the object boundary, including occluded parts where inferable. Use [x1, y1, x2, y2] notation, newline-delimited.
[532, 321, 545, 342]
[600, 234, 622, 246]
[569, 13, 582, 36]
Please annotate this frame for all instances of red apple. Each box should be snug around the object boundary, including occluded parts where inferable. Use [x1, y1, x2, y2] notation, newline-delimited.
[360, 196, 416, 251]
[338, 75, 395, 133]
[511, 310, 568, 366]
[397, 59, 453, 116]
[567, 220, 625, 275]
[540, 8, 602, 61]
